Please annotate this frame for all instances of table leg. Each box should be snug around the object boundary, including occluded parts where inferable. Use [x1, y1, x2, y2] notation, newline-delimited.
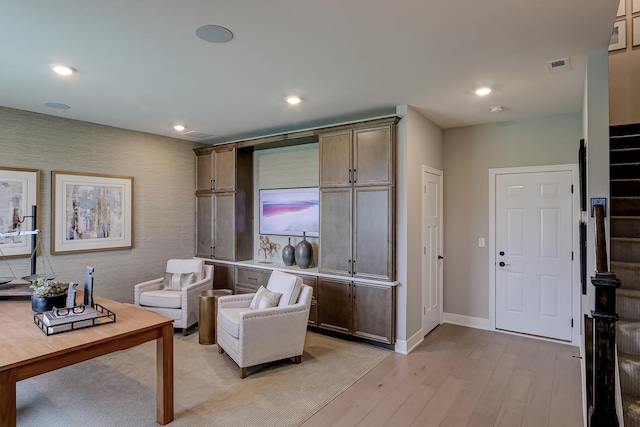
[156, 323, 174, 425]
[0, 369, 17, 427]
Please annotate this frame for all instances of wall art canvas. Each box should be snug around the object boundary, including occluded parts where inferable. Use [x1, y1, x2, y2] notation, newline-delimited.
[0, 167, 39, 258]
[52, 171, 133, 254]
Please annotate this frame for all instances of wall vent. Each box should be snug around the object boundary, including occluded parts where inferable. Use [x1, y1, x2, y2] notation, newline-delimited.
[547, 57, 571, 73]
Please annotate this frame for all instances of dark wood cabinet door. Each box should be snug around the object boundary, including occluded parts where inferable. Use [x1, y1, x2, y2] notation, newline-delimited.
[196, 152, 214, 193]
[353, 125, 393, 187]
[319, 188, 352, 276]
[211, 263, 234, 292]
[196, 195, 213, 257]
[213, 193, 236, 260]
[353, 283, 395, 344]
[300, 275, 318, 326]
[353, 186, 393, 281]
[319, 131, 352, 187]
[317, 278, 352, 333]
[214, 147, 236, 192]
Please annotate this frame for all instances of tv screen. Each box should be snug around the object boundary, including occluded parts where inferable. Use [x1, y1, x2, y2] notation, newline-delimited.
[259, 187, 319, 237]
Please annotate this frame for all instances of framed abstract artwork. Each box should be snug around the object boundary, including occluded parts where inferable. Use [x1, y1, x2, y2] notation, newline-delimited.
[52, 171, 133, 254]
[0, 167, 40, 258]
[609, 20, 626, 51]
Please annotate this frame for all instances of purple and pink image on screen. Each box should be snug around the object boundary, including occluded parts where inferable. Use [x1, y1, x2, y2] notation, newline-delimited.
[259, 187, 319, 237]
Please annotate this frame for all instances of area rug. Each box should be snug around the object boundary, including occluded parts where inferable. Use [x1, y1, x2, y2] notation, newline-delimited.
[16, 331, 390, 427]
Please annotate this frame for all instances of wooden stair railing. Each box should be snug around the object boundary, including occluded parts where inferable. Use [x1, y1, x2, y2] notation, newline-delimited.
[590, 203, 622, 427]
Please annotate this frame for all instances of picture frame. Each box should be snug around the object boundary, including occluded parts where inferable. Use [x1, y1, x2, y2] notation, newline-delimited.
[52, 171, 133, 254]
[0, 167, 40, 258]
[609, 20, 627, 51]
[634, 16, 640, 46]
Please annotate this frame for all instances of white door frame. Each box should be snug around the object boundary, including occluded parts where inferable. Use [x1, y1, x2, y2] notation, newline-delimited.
[422, 165, 443, 334]
[489, 164, 581, 345]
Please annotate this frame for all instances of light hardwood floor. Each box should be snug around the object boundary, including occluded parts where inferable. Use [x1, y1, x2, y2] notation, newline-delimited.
[302, 324, 583, 427]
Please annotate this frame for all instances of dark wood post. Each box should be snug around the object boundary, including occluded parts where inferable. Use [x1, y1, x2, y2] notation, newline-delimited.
[590, 204, 620, 427]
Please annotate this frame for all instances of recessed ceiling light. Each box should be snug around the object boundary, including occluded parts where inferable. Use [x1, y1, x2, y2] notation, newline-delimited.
[286, 96, 302, 105]
[196, 25, 234, 43]
[44, 102, 71, 109]
[174, 125, 186, 131]
[50, 64, 77, 76]
[475, 87, 492, 96]
[490, 106, 504, 113]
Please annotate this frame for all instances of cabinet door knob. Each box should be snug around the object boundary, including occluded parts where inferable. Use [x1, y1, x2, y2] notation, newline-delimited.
[348, 169, 352, 183]
[353, 259, 356, 274]
[499, 261, 511, 267]
[348, 259, 351, 275]
[353, 169, 357, 183]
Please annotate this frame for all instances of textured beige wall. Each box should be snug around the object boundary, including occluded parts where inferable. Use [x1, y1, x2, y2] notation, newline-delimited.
[252, 143, 319, 264]
[0, 107, 202, 303]
[609, 49, 640, 125]
[442, 113, 582, 319]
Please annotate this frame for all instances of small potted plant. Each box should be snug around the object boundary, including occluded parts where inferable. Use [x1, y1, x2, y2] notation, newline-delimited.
[30, 277, 67, 313]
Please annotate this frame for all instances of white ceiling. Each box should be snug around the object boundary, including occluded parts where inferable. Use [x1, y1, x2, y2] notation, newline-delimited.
[0, 1, 617, 144]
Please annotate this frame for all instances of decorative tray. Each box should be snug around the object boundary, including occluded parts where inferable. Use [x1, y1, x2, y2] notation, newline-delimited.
[33, 303, 116, 335]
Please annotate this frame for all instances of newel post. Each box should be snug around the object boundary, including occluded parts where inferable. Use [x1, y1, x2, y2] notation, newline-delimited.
[590, 203, 620, 427]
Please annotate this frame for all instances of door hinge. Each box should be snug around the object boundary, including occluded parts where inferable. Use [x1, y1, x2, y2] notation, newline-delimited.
[424, 307, 426, 315]
[571, 318, 574, 328]
[571, 185, 574, 194]
[571, 251, 574, 260]
[424, 185, 426, 194]
[424, 247, 426, 255]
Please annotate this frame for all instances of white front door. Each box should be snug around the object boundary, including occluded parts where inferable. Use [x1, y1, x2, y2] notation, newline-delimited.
[495, 170, 573, 340]
[422, 167, 443, 336]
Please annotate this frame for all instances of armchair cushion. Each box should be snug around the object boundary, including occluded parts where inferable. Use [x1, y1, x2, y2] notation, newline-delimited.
[266, 270, 302, 307]
[218, 307, 247, 339]
[139, 290, 181, 308]
[163, 271, 196, 290]
[249, 286, 282, 309]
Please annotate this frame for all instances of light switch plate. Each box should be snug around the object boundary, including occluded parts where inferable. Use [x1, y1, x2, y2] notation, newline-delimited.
[479, 238, 485, 248]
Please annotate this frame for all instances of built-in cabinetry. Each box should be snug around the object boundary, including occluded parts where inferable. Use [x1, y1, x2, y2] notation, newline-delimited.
[195, 146, 253, 261]
[317, 278, 395, 345]
[194, 116, 399, 347]
[318, 118, 397, 281]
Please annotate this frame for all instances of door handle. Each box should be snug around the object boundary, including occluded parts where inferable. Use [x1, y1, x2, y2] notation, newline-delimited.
[499, 261, 511, 267]
[438, 255, 444, 260]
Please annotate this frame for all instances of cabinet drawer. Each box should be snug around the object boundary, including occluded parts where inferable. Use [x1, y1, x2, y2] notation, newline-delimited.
[236, 267, 270, 290]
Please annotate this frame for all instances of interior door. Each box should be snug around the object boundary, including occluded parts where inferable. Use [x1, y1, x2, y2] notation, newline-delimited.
[495, 170, 573, 340]
[422, 168, 442, 336]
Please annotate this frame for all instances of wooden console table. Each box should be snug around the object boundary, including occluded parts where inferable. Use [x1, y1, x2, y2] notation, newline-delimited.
[0, 294, 174, 426]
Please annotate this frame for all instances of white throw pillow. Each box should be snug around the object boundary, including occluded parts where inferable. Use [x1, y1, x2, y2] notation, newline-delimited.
[266, 270, 302, 307]
[249, 286, 282, 309]
[163, 272, 196, 291]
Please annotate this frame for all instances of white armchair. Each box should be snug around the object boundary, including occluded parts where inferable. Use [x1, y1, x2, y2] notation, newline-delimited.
[217, 270, 312, 378]
[134, 258, 213, 335]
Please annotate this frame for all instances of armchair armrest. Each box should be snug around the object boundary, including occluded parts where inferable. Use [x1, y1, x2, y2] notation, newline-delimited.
[134, 278, 163, 305]
[218, 294, 254, 309]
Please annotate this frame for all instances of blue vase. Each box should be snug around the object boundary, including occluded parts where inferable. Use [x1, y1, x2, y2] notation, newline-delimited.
[294, 232, 313, 269]
[282, 238, 295, 266]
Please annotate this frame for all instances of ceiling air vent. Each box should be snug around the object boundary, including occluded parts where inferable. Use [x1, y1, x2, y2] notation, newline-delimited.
[547, 58, 571, 73]
[181, 130, 213, 139]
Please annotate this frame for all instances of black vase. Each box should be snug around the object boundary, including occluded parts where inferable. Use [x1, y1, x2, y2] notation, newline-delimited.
[295, 232, 313, 269]
[31, 294, 67, 313]
[282, 238, 295, 266]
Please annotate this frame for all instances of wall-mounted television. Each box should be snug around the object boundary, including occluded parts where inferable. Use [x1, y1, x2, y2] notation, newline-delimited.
[259, 187, 319, 237]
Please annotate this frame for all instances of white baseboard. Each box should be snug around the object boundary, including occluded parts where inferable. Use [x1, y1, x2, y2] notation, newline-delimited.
[394, 329, 424, 354]
[442, 312, 490, 330]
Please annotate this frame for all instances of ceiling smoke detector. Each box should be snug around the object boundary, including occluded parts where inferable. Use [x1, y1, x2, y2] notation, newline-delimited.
[547, 58, 571, 73]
